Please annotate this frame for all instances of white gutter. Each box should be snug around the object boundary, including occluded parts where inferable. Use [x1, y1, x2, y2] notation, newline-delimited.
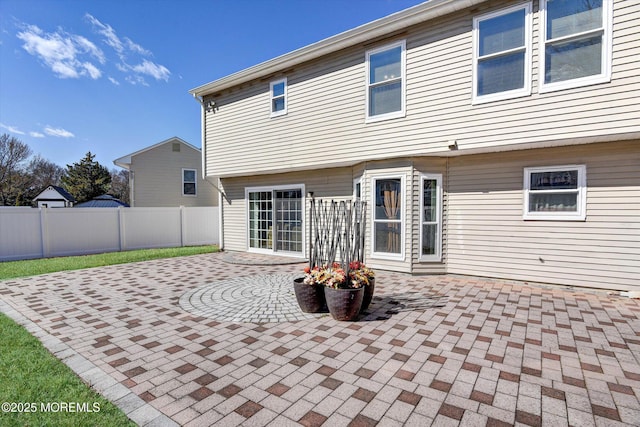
[189, 0, 487, 97]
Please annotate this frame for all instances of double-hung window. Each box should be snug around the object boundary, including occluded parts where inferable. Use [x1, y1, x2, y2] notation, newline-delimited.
[270, 78, 287, 117]
[366, 40, 406, 122]
[372, 176, 404, 259]
[182, 169, 197, 196]
[540, 0, 612, 92]
[473, 3, 532, 104]
[523, 165, 586, 220]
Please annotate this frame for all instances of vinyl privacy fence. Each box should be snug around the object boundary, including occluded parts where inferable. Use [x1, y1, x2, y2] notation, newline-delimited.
[0, 206, 219, 261]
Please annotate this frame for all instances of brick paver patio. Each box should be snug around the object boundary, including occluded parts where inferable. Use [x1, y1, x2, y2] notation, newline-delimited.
[1, 251, 640, 426]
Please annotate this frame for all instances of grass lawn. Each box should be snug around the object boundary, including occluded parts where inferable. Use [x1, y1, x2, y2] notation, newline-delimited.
[0, 245, 219, 280]
[0, 313, 136, 427]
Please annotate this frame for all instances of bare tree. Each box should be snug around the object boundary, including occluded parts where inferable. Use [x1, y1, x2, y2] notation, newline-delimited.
[0, 133, 32, 206]
[110, 168, 130, 205]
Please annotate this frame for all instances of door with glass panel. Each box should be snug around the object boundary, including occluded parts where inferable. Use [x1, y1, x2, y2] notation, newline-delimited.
[248, 188, 303, 254]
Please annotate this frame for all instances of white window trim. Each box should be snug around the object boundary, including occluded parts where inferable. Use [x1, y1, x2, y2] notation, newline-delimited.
[270, 77, 288, 117]
[472, 2, 532, 105]
[370, 174, 405, 261]
[539, 0, 612, 93]
[419, 174, 443, 262]
[182, 168, 197, 197]
[353, 176, 362, 200]
[245, 184, 305, 257]
[365, 40, 406, 123]
[523, 165, 586, 221]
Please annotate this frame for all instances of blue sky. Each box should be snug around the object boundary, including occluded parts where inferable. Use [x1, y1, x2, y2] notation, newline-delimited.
[0, 0, 425, 170]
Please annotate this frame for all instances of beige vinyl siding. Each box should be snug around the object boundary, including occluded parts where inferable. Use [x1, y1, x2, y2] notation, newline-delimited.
[412, 157, 448, 275]
[445, 141, 640, 291]
[130, 141, 217, 207]
[204, 0, 640, 178]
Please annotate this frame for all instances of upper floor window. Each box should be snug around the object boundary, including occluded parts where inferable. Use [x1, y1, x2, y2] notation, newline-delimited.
[523, 165, 586, 220]
[473, 3, 532, 104]
[183, 169, 197, 196]
[540, 0, 612, 92]
[270, 78, 287, 117]
[366, 40, 406, 122]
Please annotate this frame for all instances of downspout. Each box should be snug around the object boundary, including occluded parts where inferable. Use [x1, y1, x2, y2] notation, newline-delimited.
[193, 93, 225, 250]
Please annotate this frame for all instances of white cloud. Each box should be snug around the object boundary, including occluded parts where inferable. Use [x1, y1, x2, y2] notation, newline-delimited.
[44, 126, 75, 138]
[0, 123, 26, 134]
[30, 131, 45, 138]
[85, 14, 170, 85]
[131, 59, 170, 82]
[16, 16, 169, 86]
[125, 37, 151, 56]
[125, 74, 149, 87]
[82, 62, 101, 79]
[85, 14, 124, 58]
[16, 24, 103, 80]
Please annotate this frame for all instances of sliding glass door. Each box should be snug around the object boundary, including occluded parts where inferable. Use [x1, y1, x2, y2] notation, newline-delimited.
[248, 187, 303, 255]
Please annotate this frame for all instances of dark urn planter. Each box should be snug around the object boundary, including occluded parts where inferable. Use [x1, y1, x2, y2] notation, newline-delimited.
[324, 286, 364, 321]
[360, 277, 375, 312]
[293, 277, 326, 313]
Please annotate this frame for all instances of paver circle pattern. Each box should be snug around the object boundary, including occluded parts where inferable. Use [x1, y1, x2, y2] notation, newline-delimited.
[179, 273, 325, 323]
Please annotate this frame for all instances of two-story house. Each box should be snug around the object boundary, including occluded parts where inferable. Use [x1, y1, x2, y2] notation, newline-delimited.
[190, 0, 639, 292]
[114, 137, 218, 208]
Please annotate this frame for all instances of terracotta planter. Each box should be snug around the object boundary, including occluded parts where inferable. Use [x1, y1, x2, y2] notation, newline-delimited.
[293, 277, 326, 313]
[361, 277, 375, 312]
[324, 286, 364, 321]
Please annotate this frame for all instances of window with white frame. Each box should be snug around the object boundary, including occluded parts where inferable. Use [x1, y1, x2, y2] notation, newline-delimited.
[270, 78, 287, 117]
[473, 3, 532, 103]
[366, 40, 405, 122]
[182, 169, 196, 196]
[540, 0, 612, 92]
[372, 176, 403, 258]
[420, 174, 442, 261]
[524, 165, 586, 220]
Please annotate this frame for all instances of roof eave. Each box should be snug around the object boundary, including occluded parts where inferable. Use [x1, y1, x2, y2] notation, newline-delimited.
[189, 0, 486, 97]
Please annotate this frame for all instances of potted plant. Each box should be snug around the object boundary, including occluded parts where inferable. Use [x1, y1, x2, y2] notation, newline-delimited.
[299, 262, 374, 321]
[348, 261, 375, 312]
[293, 267, 327, 313]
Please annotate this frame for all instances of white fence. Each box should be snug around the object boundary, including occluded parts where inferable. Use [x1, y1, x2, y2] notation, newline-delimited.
[0, 206, 219, 261]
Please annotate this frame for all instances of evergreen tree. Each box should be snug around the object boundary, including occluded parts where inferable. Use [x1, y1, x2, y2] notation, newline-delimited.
[61, 152, 112, 203]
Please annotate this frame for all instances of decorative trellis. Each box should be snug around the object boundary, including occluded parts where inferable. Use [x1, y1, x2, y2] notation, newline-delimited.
[308, 198, 367, 276]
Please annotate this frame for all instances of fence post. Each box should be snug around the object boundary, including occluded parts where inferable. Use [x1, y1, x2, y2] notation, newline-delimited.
[39, 207, 48, 258]
[180, 206, 185, 247]
[118, 206, 126, 251]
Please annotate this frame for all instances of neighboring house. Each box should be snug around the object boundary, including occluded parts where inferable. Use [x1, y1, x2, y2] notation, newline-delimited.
[113, 137, 218, 207]
[32, 185, 75, 208]
[190, 0, 640, 292]
[75, 194, 130, 208]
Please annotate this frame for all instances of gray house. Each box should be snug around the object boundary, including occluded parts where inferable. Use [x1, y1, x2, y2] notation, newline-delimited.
[190, 0, 639, 292]
[114, 137, 218, 208]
